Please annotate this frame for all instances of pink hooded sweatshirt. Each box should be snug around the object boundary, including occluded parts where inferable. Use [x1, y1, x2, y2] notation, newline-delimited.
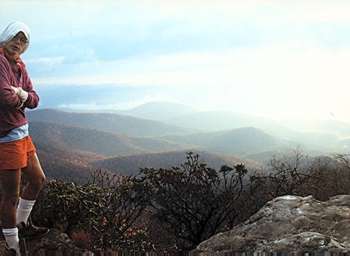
[0, 22, 39, 137]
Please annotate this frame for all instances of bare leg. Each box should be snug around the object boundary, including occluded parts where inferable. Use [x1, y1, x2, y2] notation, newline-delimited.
[21, 153, 46, 200]
[16, 153, 49, 238]
[0, 169, 21, 228]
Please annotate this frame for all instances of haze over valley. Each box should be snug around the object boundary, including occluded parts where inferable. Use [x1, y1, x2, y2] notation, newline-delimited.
[26, 102, 350, 181]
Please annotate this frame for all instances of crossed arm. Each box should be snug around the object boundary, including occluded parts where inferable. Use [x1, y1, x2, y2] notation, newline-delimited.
[0, 59, 39, 110]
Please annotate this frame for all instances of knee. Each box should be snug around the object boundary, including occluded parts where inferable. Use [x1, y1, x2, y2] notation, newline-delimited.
[28, 174, 46, 191]
[40, 174, 47, 185]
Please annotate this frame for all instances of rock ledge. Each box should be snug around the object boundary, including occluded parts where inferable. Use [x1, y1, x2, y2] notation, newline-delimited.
[191, 195, 350, 255]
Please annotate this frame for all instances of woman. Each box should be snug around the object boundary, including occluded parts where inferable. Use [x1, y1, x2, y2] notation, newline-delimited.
[0, 21, 48, 255]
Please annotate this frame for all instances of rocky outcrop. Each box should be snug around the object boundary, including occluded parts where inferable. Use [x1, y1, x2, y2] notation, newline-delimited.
[191, 195, 350, 255]
[0, 229, 93, 256]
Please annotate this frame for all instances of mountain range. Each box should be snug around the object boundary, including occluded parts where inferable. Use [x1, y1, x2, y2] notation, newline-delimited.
[25, 102, 350, 180]
[27, 109, 267, 179]
[29, 121, 188, 157]
[27, 109, 193, 137]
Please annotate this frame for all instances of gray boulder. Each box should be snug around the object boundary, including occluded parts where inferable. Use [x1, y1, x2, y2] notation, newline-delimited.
[191, 195, 350, 255]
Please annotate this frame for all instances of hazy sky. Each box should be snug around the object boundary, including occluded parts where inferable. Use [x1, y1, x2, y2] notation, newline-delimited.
[2, 0, 350, 121]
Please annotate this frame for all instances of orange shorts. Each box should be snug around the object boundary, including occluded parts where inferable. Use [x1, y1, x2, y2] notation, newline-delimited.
[0, 136, 36, 170]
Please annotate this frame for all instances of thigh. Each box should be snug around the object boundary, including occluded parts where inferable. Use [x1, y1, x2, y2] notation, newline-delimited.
[22, 153, 46, 183]
[0, 169, 21, 196]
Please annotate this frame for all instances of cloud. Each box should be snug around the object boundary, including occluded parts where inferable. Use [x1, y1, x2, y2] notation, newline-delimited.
[31, 43, 350, 121]
[26, 56, 65, 66]
[57, 94, 169, 111]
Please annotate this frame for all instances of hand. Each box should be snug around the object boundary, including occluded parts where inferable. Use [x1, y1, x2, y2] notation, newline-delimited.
[10, 86, 20, 94]
[11, 86, 28, 102]
[17, 88, 29, 102]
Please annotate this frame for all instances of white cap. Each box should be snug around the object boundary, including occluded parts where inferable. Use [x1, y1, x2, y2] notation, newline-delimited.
[0, 21, 30, 53]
